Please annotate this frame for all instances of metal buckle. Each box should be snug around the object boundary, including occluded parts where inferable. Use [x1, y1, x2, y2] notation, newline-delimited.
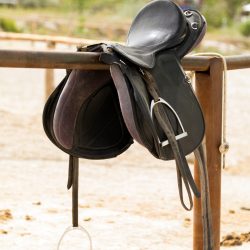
[184, 10, 193, 17]
[150, 97, 188, 147]
[191, 22, 198, 30]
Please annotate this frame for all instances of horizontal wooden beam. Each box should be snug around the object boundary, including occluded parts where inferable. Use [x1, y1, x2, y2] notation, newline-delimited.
[0, 49, 249, 71]
[182, 56, 210, 71]
[0, 49, 210, 71]
[225, 55, 250, 70]
[0, 49, 108, 70]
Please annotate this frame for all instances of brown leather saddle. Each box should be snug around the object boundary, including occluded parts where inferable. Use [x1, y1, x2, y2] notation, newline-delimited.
[43, 1, 213, 249]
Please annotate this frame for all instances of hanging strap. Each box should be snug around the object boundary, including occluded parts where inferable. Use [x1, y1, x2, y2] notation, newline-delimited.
[142, 70, 213, 249]
[67, 155, 79, 227]
[194, 145, 214, 250]
[57, 155, 93, 250]
[141, 69, 200, 210]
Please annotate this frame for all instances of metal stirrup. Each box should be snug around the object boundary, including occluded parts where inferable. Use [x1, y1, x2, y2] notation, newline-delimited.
[57, 155, 93, 250]
[150, 97, 188, 147]
[57, 226, 93, 250]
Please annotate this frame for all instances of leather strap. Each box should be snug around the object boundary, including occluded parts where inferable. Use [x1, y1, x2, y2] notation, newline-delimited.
[141, 70, 200, 210]
[194, 145, 214, 250]
[143, 70, 213, 249]
[67, 155, 79, 227]
[60, 156, 93, 250]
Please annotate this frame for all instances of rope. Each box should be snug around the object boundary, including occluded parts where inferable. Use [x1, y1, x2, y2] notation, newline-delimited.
[191, 52, 229, 169]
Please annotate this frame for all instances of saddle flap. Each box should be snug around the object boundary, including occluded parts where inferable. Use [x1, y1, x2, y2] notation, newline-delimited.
[43, 67, 133, 160]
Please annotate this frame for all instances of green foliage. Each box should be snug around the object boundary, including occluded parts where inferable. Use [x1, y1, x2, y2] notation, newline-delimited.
[225, 0, 245, 18]
[60, 0, 90, 11]
[75, 0, 86, 10]
[240, 21, 250, 37]
[0, 18, 20, 32]
[60, 0, 127, 12]
[202, 0, 247, 28]
[202, 0, 229, 28]
[116, 0, 150, 19]
[19, 0, 59, 8]
[74, 15, 86, 35]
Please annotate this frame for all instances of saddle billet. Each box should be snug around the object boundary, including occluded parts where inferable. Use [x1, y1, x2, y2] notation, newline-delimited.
[43, 1, 213, 249]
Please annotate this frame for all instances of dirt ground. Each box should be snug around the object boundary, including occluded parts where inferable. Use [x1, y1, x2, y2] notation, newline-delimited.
[0, 41, 249, 249]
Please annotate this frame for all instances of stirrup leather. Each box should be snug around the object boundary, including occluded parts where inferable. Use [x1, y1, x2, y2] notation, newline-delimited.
[57, 155, 93, 250]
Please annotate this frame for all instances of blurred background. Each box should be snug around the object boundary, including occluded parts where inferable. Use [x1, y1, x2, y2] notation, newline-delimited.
[0, 1, 249, 250]
[0, 0, 249, 52]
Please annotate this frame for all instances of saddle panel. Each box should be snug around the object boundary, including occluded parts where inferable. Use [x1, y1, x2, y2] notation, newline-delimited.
[43, 69, 133, 160]
[43, 74, 69, 146]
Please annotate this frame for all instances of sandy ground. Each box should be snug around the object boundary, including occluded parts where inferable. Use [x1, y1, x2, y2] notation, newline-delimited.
[0, 41, 250, 249]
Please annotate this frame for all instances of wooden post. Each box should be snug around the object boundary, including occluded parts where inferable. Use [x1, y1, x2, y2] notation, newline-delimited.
[45, 41, 56, 100]
[193, 57, 224, 250]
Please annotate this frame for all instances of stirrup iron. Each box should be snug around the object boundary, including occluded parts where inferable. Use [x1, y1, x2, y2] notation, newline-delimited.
[150, 97, 188, 147]
[57, 226, 93, 250]
[57, 155, 93, 250]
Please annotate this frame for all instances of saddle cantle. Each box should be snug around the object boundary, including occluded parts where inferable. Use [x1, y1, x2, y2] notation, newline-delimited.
[43, 1, 213, 249]
[110, 2, 206, 67]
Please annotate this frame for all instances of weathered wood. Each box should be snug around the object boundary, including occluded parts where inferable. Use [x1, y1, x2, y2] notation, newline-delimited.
[0, 49, 109, 70]
[181, 56, 210, 71]
[194, 57, 224, 250]
[226, 55, 250, 70]
[0, 49, 249, 71]
[0, 49, 211, 71]
[45, 41, 56, 100]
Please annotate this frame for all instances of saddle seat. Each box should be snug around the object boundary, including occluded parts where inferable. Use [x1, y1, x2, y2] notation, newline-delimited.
[110, 1, 206, 68]
[110, 0, 187, 68]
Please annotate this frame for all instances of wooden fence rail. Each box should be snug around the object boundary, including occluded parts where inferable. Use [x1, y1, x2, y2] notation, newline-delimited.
[0, 38, 250, 250]
[0, 49, 250, 71]
[0, 32, 106, 98]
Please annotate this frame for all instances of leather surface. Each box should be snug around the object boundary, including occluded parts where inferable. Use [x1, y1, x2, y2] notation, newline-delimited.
[110, 53, 205, 160]
[43, 68, 133, 159]
[175, 9, 206, 58]
[111, 2, 206, 68]
[43, 0, 206, 160]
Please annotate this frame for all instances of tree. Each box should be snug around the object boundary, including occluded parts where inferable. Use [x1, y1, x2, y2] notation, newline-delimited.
[60, 0, 87, 11]
[225, 0, 245, 19]
[201, 0, 246, 27]
[75, 0, 86, 10]
[202, 0, 228, 28]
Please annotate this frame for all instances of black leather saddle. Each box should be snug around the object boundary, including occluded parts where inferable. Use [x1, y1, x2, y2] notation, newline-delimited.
[43, 1, 213, 249]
